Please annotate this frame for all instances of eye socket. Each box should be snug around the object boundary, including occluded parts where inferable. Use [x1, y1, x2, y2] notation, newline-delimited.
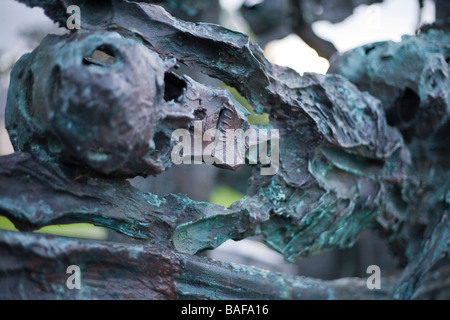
[83, 44, 117, 67]
[24, 71, 34, 117]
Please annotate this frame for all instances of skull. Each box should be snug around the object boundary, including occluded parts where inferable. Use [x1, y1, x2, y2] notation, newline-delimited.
[6, 31, 250, 176]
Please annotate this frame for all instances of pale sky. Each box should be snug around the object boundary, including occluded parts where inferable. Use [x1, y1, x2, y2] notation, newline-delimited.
[313, 0, 435, 52]
[221, 0, 436, 74]
[0, 0, 61, 54]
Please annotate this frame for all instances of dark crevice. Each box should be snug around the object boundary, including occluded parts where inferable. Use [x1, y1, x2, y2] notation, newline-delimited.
[50, 66, 61, 107]
[396, 87, 420, 123]
[163, 72, 187, 102]
[387, 87, 420, 129]
[216, 107, 226, 131]
[24, 71, 34, 117]
[364, 45, 376, 55]
[153, 131, 171, 155]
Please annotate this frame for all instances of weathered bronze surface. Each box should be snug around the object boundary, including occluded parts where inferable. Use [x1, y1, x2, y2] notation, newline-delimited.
[0, 0, 448, 299]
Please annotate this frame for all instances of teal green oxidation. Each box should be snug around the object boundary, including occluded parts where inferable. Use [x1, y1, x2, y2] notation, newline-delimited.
[0, 0, 448, 300]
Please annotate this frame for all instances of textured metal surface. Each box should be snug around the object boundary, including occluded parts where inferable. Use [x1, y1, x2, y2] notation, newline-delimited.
[0, 0, 448, 299]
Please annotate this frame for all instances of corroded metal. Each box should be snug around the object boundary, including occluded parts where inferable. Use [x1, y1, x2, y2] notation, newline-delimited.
[6, 31, 252, 176]
[0, 0, 449, 300]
